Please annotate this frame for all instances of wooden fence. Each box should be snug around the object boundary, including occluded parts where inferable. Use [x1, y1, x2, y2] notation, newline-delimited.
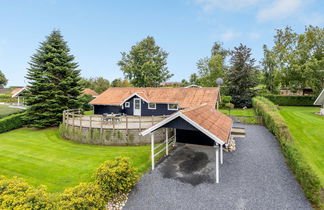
[61, 109, 170, 145]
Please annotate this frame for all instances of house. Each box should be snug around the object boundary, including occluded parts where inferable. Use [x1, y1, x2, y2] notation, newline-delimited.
[82, 88, 99, 98]
[90, 87, 221, 116]
[11, 87, 27, 107]
[314, 89, 324, 115]
[280, 87, 313, 96]
[90, 87, 233, 183]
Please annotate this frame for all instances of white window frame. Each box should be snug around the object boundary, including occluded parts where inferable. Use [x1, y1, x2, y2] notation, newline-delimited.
[148, 103, 156, 110]
[125, 102, 130, 108]
[168, 103, 178, 111]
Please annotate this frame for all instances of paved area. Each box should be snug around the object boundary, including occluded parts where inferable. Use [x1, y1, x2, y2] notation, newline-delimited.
[124, 124, 311, 210]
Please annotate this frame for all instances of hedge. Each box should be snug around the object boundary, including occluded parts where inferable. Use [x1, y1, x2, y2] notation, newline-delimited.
[253, 97, 322, 207]
[0, 112, 26, 133]
[263, 95, 317, 106]
[0, 95, 17, 103]
[0, 157, 138, 209]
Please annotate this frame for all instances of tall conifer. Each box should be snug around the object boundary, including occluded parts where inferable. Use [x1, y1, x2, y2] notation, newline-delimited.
[25, 30, 82, 128]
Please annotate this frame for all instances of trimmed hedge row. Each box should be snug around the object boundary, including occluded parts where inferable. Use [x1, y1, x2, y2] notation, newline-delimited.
[253, 97, 322, 207]
[0, 157, 138, 209]
[0, 112, 26, 133]
[263, 95, 317, 106]
[0, 95, 17, 103]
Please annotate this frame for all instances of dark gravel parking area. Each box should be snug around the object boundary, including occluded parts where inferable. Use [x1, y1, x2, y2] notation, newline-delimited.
[124, 125, 311, 210]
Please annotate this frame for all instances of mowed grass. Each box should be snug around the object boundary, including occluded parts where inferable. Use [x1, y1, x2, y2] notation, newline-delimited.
[279, 106, 324, 187]
[219, 108, 256, 116]
[0, 104, 22, 118]
[0, 128, 151, 192]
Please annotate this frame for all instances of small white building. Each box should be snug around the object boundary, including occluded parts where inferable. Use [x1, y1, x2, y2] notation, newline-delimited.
[11, 87, 27, 108]
[314, 89, 324, 115]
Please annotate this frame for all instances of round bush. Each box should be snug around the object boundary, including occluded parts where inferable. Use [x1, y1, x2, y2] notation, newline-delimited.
[58, 182, 106, 210]
[94, 157, 138, 198]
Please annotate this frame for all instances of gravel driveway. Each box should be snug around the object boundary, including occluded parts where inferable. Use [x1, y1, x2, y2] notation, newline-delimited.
[124, 125, 311, 210]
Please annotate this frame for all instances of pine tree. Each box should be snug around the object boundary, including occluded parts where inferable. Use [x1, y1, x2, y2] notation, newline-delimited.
[25, 30, 82, 128]
[227, 44, 259, 108]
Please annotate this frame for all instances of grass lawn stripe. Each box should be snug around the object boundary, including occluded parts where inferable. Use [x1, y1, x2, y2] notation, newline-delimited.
[0, 128, 151, 192]
[279, 106, 324, 187]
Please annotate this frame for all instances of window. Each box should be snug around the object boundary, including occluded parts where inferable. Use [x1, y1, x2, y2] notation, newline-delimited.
[148, 103, 156, 109]
[125, 102, 130, 108]
[168, 104, 178, 110]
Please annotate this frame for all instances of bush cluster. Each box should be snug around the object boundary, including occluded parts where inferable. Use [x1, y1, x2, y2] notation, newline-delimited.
[0, 112, 25, 133]
[0, 176, 53, 209]
[95, 157, 138, 198]
[263, 95, 317, 106]
[0, 157, 138, 209]
[252, 97, 322, 207]
[0, 95, 18, 103]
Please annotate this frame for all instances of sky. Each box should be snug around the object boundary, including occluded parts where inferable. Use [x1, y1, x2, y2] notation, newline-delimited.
[0, 0, 323, 86]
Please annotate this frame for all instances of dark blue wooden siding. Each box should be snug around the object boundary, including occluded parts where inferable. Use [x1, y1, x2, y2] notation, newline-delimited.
[94, 105, 122, 115]
[161, 117, 215, 146]
[123, 96, 178, 116]
[93, 95, 179, 116]
[164, 117, 198, 131]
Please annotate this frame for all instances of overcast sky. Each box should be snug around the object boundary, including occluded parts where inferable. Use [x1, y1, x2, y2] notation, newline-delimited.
[0, 0, 323, 86]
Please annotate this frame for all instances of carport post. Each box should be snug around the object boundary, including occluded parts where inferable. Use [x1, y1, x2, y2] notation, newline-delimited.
[151, 132, 155, 170]
[165, 128, 169, 155]
[215, 144, 219, 183]
[220, 144, 223, 165]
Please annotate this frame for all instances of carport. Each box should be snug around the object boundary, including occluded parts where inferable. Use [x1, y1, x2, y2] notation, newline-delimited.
[141, 104, 233, 183]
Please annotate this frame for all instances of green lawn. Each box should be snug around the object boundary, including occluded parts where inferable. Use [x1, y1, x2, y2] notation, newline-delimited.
[220, 108, 259, 124]
[0, 128, 151, 192]
[279, 106, 324, 187]
[0, 104, 22, 118]
[219, 108, 256, 116]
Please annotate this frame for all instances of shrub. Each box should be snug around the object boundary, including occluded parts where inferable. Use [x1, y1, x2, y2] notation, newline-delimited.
[0, 176, 53, 209]
[253, 97, 322, 207]
[57, 182, 106, 210]
[0, 95, 17, 103]
[219, 96, 232, 108]
[0, 112, 25, 133]
[95, 157, 138, 198]
[263, 95, 317, 106]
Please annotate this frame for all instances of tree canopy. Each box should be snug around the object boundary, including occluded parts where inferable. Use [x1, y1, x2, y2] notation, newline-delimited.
[227, 44, 259, 107]
[81, 77, 110, 94]
[25, 30, 82, 128]
[117, 36, 173, 87]
[0, 70, 8, 88]
[262, 26, 324, 94]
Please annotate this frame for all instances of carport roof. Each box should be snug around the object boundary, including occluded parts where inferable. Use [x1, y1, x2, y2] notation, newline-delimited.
[141, 104, 233, 145]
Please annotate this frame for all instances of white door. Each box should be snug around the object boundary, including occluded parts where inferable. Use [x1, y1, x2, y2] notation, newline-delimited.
[133, 98, 141, 116]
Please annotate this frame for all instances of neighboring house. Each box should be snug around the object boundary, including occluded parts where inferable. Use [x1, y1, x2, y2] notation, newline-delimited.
[280, 88, 313, 96]
[11, 87, 27, 107]
[314, 89, 324, 115]
[82, 88, 99, 98]
[90, 87, 220, 116]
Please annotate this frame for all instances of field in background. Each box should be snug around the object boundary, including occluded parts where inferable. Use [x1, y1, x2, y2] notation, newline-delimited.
[279, 106, 324, 187]
[0, 128, 151, 192]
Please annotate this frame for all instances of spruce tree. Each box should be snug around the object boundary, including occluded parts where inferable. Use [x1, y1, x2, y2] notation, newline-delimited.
[25, 30, 82, 128]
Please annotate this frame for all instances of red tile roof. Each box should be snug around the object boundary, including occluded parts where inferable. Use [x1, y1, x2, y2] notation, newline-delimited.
[82, 88, 99, 97]
[90, 87, 219, 108]
[181, 104, 233, 143]
[11, 88, 23, 95]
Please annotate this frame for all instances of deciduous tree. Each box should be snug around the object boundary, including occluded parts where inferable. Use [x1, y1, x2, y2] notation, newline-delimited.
[0, 70, 8, 88]
[117, 36, 173, 87]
